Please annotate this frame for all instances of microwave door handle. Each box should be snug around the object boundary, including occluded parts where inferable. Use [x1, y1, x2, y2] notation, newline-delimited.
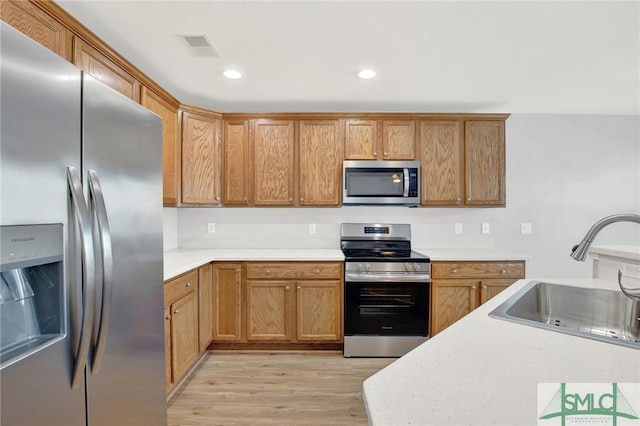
[403, 168, 410, 197]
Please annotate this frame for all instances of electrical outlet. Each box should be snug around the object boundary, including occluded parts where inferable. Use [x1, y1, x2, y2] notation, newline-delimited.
[309, 223, 316, 234]
[481, 222, 490, 234]
[455, 223, 463, 234]
[521, 223, 533, 234]
[207, 223, 216, 233]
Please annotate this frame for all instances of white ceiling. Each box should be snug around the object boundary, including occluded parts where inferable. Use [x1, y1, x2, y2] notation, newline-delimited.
[55, 1, 639, 115]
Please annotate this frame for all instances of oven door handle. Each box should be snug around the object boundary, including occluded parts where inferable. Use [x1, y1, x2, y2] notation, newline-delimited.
[345, 272, 431, 282]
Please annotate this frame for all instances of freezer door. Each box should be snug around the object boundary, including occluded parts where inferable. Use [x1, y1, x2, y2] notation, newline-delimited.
[0, 23, 85, 426]
[82, 74, 167, 425]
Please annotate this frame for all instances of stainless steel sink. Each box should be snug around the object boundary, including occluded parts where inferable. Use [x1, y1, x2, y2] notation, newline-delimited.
[489, 281, 640, 349]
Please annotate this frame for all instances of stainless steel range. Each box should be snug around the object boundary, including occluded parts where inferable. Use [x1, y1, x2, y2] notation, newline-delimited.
[341, 223, 431, 357]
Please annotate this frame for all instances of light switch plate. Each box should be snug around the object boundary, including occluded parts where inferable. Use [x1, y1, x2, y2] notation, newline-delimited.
[309, 223, 316, 234]
[481, 222, 490, 234]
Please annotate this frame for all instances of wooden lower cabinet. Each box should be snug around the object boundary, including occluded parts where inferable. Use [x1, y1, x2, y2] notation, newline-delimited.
[430, 261, 525, 336]
[212, 263, 243, 342]
[212, 261, 343, 346]
[198, 263, 213, 351]
[164, 270, 198, 389]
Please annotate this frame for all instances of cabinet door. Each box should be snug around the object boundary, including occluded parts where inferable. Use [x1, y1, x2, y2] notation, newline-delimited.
[344, 119, 377, 160]
[465, 121, 505, 206]
[298, 120, 342, 206]
[198, 264, 213, 352]
[182, 111, 221, 205]
[1, 0, 72, 60]
[164, 306, 172, 390]
[419, 121, 464, 206]
[253, 119, 296, 206]
[246, 280, 291, 341]
[141, 87, 180, 206]
[73, 37, 140, 102]
[223, 120, 251, 206]
[212, 263, 243, 341]
[480, 279, 517, 305]
[431, 279, 479, 336]
[171, 291, 199, 383]
[296, 280, 342, 341]
[382, 120, 416, 160]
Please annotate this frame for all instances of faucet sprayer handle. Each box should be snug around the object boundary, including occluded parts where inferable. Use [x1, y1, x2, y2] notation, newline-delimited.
[618, 268, 640, 303]
[571, 245, 579, 253]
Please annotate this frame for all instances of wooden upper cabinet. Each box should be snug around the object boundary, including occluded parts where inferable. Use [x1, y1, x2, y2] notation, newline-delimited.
[382, 120, 416, 160]
[419, 121, 464, 206]
[1, 0, 72, 60]
[345, 119, 416, 160]
[73, 37, 140, 102]
[253, 119, 296, 206]
[181, 108, 222, 205]
[141, 87, 180, 206]
[223, 120, 251, 206]
[465, 121, 505, 206]
[298, 120, 343, 206]
[344, 119, 377, 160]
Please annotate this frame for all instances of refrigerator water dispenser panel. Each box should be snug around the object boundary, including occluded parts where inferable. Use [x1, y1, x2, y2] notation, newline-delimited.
[0, 224, 64, 369]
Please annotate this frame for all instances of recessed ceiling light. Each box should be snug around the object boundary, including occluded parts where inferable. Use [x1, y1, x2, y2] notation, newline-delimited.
[358, 69, 376, 79]
[223, 70, 242, 79]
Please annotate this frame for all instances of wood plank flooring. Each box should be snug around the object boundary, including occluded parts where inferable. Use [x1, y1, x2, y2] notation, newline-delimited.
[167, 352, 394, 425]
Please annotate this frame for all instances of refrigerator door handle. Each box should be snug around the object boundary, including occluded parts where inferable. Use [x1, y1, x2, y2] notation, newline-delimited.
[67, 166, 96, 389]
[87, 169, 113, 375]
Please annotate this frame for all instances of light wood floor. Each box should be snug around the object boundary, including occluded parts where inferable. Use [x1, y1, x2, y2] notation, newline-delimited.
[167, 352, 395, 425]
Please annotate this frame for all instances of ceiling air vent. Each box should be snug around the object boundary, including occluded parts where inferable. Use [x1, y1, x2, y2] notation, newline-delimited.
[180, 34, 219, 58]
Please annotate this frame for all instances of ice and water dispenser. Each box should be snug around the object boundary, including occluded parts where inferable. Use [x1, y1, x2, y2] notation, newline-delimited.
[0, 224, 64, 368]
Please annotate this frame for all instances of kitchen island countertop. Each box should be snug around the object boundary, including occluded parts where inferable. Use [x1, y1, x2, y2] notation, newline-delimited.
[362, 277, 640, 425]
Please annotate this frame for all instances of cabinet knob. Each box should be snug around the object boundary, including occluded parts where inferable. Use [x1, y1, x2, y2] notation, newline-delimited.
[467, 198, 471, 201]
[314, 269, 320, 274]
[297, 285, 301, 291]
[266, 270, 271, 274]
[289, 197, 293, 202]
[243, 196, 248, 201]
[383, 152, 388, 157]
[165, 314, 171, 320]
[373, 151, 377, 157]
[235, 268, 240, 272]
[186, 282, 191, 287]
[215, 196, 220, 201]
[471, 285, 476, 290]
[451, 269, 458, 274]
[500, 269, 507, 274]
[174, 309, 180, 315]
[456, 198, 461, 202]
[300, 197, 304, 202]
[482, 285, 487, 290]
[286, 285, 290, 290]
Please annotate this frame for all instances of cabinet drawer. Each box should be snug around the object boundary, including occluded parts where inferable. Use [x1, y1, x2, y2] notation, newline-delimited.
[164, 270, 197, 306]
[245, 262, 341, 279]
[432, 262, 524, 279]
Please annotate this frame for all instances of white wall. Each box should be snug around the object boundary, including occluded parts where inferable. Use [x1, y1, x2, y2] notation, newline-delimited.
[164, 114, 640, 278]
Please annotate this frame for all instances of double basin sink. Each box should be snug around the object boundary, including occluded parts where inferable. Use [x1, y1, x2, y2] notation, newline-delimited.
[489, 281, 640, 349]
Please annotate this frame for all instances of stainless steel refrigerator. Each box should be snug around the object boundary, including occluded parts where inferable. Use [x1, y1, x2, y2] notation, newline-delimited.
[0, 22, 167, 425]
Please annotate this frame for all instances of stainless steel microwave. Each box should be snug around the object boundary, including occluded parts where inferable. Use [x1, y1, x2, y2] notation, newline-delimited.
[343, 160, 420, 206]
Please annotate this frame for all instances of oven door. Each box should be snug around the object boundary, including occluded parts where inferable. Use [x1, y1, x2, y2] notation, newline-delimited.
[344, 278, 429, 337]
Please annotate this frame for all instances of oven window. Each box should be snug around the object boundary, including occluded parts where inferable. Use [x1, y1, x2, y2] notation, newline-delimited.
[345, 168, 404, 196]
[344, 282, 429, 336]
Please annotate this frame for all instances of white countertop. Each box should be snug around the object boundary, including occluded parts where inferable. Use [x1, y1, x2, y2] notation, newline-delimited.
[362, 278, 640, 425]
[163, 248, 345, 280]
[164, 247, 530, 280]
[590, 245, 640, 261]
[415, 247, 531, 261]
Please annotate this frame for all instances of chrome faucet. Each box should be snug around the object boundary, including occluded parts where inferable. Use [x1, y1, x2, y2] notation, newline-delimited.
[570, 213, 640, 303]
[570, 213, 640, 261]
